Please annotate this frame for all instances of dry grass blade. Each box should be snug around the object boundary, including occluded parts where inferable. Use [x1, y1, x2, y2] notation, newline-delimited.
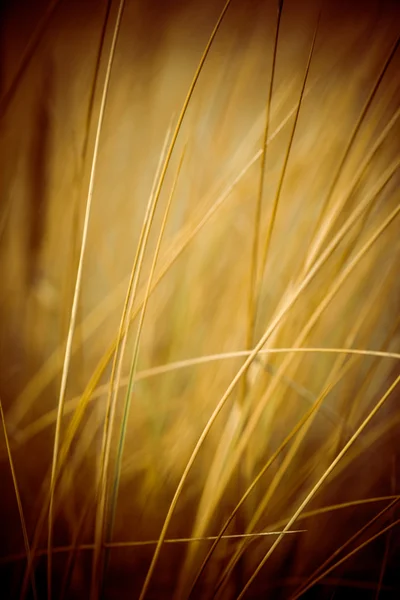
[235, 18, 317, 582]
[3, 6, 376, 461]
[202, 272, 387, 594]
[17, 188, 400, 596]
[245, 0, 283, 354]
[302, 33, 399, 273]
[300, 102, 400, 281]
[95, 135, 186, 599]
[217, 376, 360, 591]
[0, 399, 37, 599]
[4, 42, 352, 436]
[0, 530, 306, 564]
[2, 3, 399, 598]
[6, 345, 399, 450]
[255, 105, 400, 377]
[213, 351, 357, 597]
[2, 496, 399, 566]
[44, 137, 260, 485]
[212, 164, 400, 496]
[137, 3, 237, 598]
[3, 90, 292, 434]
[90, 116, 174, 600]
[176, 161, 400, 588]
[291, 496, 400, 598]
[13, 149, 248, 591]
[46, 1, 127, 598]
[259, 5, 320, 283]
[374, 459, 397, 600]
[291, 514, 400, 599]
[187, 376, 340, 599]
[237, 374, 400, 599]
[137, 170, 400, 600]
[59, 497, 95, 600]
[264, 495, 400, 535]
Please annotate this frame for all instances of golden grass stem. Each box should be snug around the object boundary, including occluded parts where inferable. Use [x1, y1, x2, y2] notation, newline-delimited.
[259, 6, 320, 286]
[301, 104, 400, 281]
[96, 138, 186, 598]
[5, 74, 336, 435]
[5, 12, 378, 445]
[89, 115, 174, 600]
[2, 497, 399, 564]
[205, 162, 400, 522]
[237, 374, 400, 599]
[188, 375, 341, 599]
[302, 34, 399, 274]
[172, 158, 400, 597]
[291, 512, 400, 599]
[2, 6, 399, 599]
[245, 0, 283, 355]
[208, 275, 387, 594]
[46, 1, 127, 598]
[0, 399, 37, 600]
[213, 353, 357, 597]
[291, 497, 400, 598]
[8, 345, 399, 450]
[142, 161, 400, 599]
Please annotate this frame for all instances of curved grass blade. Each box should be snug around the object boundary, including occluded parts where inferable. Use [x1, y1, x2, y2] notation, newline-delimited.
[46, 1, 127, 598]
[0, 399, 37, 600]
[237, 374, 400, 599]
[139, 159, 400, 600]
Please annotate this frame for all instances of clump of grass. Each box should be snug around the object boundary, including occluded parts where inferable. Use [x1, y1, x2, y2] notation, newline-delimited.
[0, 0, 400, 599]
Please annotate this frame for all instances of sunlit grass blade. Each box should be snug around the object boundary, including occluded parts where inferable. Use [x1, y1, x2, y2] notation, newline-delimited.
[259, 6, 321, 285]
[46, 1, 127, 598]
[301, 33, 399, 274]
[7, 344, 398, 451]
[92, 132, 185, 599]
[166, 160, 400, 595]
[237, 373, 400, 599]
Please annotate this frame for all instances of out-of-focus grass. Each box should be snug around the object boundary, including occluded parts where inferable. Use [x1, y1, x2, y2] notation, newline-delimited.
[0, 0, 400, 599]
